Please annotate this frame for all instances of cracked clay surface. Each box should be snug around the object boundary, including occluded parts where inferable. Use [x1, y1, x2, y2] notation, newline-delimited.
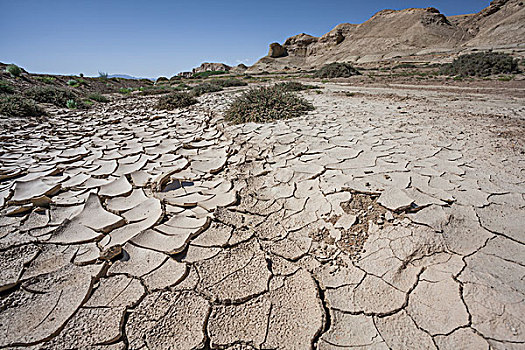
[0, 83, 524, 349]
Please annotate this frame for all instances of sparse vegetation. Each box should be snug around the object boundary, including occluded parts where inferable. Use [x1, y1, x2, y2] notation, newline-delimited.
[67, 79, 79, 87]
[34, 76, 56, 84]
[275, 81, 319, 91]
[119, 87, 133, 94]
[393, 63, 418, 69]
[0, 80, 14, 94]
[190, 82, 223, 97]
[98, 71, 109, 79]
[87, 93, 109, 103]
[193, 70, 227, 78]
[315, 62, 361, 78]
[24, 86, 78, 107]
[140, 85, 187, 95]
[0, 95, 46, 117]
[224, 85, 314, 124]
[6, 64, 22, 78]
[155, 92, 197, 110]
[212, 78, 248, 87]
[498, 75, 514, 81]
[440, 52, 520, 77]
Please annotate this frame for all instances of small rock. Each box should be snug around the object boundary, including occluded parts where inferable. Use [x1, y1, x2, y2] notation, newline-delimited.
[385, 212, 394, 222]
[100, 245, 123, 261]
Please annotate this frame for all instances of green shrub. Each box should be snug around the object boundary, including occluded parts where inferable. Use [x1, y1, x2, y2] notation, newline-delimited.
[98, 71, 109, 79]
[190, 82, 223, 97]
[66, 99, 77, 109]
[67, 79, 79, 87]
[314, 62, 361, 78]
[224, 85, 314, 124]
[6, 64, 22, 78]
[212, 78, 248, 88]
[34, 76, 56, 84]
[0, 95, 46, 117]
[440, 52, 520, 77]
[0, 80, 14, 94]
[119, 87, 133, 94]
[87, 93, 109, 103]
[275, 81, 318, 91]
[193, 70, 227, 78]
[155, 92, 197, 110]
[24, 86, 77, 107]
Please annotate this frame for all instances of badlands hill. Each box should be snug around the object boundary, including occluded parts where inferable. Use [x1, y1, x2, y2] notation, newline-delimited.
[249, 0, 525, 72]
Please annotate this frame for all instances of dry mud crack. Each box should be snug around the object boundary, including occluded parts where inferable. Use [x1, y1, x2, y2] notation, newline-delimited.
[0, 84, 524, 349]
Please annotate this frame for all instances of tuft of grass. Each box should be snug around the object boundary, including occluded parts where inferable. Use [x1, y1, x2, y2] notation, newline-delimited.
[315, 62, 361, 78]
[98, 71, 109, 79]
[193, 70, 227, 78]
[440, 52, 520, 77]
[34, 76, 56, 84]
[275, 81, 319, 92]
[0, 80, 14, 94]
[119, 87, 133, 94]
[212, 78, 248, 88]
[66, 99, 77, 109]
[0, 95, 46, 117]
[87, 93, 109, 103]
[67, 79, 79, 87]
[190, 82, 223, 97]
[24, 86, 78, 107]
[155, 92, 197, 110]
[6, 64, 22, 78]
[224, 85, 314, 124]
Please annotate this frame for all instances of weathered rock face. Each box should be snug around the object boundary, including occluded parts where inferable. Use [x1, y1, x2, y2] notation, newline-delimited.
[250, 0, 524, 72]
[268, 42, 287, 58]
[192, 62, 231, 74]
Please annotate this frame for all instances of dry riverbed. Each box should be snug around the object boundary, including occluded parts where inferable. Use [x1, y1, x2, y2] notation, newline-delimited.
[0, 81, 524, 349]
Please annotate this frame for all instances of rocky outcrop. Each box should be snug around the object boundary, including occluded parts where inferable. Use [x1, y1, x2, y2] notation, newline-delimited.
[230, 63, 248, 74]
[192, 62, 231, 74]
[268, 43, 287, 58]
[251, 1, 525, 72]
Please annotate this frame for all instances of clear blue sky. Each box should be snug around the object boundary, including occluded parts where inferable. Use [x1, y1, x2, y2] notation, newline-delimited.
[1, 0, 490, 78]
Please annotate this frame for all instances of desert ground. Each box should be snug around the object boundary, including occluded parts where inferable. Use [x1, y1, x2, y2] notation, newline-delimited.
[0, 76, 524, 349]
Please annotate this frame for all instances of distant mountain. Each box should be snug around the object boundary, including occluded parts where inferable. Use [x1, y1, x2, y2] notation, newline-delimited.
[108, 74, 154, 81]
[249, 0, 525, 72]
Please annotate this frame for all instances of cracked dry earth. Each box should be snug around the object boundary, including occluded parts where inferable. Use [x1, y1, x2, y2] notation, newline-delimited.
[0, 83, 524, 350]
